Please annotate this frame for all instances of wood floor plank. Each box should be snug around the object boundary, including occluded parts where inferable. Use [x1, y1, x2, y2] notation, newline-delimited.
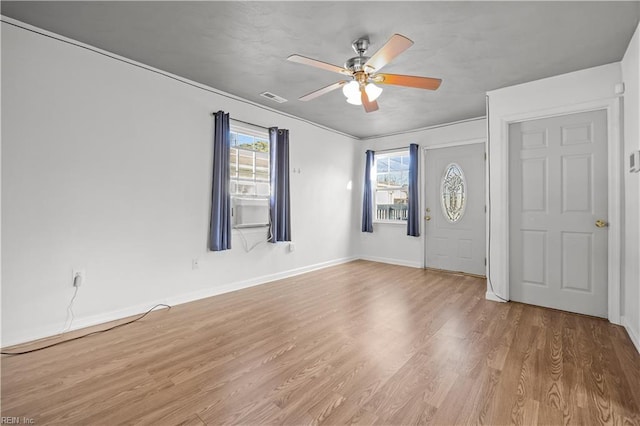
[317, 396, 378, 425]
[2, 260, 639, 425]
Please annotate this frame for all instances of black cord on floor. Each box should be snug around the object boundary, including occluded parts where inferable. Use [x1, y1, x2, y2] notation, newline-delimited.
[1, 304, 171, 356]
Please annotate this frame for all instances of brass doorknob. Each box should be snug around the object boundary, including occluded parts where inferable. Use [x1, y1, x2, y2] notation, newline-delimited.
[425, 215, 431, 221]
[595, 219, 608, 228]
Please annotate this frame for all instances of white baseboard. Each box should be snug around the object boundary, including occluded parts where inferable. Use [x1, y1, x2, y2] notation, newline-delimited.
[621, 316, 640, 354]
[358, 255, 423, 269]
[3, 300, 175, 349]
[166, 256, 358, 308]
[485, 290, 508, 303]
[2, 256, 357, 348]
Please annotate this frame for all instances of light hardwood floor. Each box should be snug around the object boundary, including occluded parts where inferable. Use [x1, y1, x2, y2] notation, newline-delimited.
[2, 260, 639, 425]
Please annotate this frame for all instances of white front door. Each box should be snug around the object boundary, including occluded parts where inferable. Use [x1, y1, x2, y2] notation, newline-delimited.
[509, 109, 608, 318]
[425, 143, 486, 276]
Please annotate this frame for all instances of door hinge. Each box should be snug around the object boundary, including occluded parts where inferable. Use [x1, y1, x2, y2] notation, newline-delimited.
[484, 152, 487, 160]
[484, 258, 487, 266]
[484, 205, 487, 213]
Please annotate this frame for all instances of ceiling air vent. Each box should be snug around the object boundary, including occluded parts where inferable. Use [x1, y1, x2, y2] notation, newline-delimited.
[260, 91, 288, 103]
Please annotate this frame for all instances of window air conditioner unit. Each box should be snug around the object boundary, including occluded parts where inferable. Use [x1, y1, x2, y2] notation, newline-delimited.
[232, 197, 269, 228]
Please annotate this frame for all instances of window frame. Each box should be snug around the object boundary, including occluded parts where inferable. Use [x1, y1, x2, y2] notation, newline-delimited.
[229, 123, 271, 230]
[229, 123, 270, 199]
[440, 162, 467, 223]
[372, 149, 411, 224]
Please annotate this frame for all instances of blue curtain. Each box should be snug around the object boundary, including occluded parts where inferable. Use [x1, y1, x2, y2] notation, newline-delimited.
[209, 111, 231, 251]
[362, 150, 374, 233]
[407, 143, 420, 237]
[269, 127, 291, 242]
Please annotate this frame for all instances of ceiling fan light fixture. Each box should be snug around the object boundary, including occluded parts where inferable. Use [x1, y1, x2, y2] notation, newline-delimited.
[342, 81, 360, 99]
[346, 95, 362, 106]
[343, 81, 382, 106]
[365, 83, 383, 102]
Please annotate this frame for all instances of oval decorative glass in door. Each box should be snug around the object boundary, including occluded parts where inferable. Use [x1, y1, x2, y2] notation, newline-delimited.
[440, 163, 466, 223]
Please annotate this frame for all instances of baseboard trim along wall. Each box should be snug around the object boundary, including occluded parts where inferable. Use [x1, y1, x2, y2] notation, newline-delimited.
[485, 290, 508, 303]
[357, 255, 423, 269]
[621, 316, 640, 354]
[2, 256, 358, 348]
[8, 257, 638, 357]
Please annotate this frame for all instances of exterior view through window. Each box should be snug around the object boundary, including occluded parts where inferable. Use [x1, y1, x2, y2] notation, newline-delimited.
[374, 150, 410, 221]
[230, 125, 270, 228]
[230, 128, 270, 197]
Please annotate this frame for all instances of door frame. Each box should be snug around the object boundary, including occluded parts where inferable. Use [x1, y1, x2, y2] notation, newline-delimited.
[423, 138, 487, 270]
[491, 97, 622, 324]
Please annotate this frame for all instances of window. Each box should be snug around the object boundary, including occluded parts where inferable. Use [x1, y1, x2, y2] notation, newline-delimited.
[374, 150, 410, 221]
[230, 126, 270, 197]
[230, 124, 270, 228]
[441, 163, 466, 223]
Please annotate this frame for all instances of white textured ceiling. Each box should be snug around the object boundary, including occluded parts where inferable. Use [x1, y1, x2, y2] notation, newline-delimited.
[2, 1, 639, 138]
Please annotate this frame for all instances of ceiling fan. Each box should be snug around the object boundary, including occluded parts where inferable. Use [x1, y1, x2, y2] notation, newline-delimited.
[287, 34, 442, 113]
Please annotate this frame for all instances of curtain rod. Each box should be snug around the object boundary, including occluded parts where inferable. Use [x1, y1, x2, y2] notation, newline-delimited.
[373, 146, 410, 154]
[211, 113, 271, 131]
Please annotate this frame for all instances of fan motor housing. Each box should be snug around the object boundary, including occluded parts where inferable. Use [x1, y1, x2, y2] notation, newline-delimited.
[345, 56, 370, 73]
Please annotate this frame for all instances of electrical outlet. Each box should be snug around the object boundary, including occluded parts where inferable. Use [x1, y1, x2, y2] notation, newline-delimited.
[72, 269, 86, 287]
[288, 242, 295, 253]
[192, 258, 199, 270]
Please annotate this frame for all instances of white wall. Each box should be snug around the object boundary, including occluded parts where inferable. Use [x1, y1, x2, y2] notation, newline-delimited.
[355, 119, 486, 268]
[1, 22, 359, 346]
[486, 63, 626, 319]
[621, 23, 640, 352]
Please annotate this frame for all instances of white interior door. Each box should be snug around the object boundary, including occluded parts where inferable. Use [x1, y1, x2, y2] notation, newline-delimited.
[425, 143, 486, 276]
[509, 109, 608, 318]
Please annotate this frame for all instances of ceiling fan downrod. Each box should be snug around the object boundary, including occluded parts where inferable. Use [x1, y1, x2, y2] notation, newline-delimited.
[345, 37, 371, 73]
[351, 37, 369, 55]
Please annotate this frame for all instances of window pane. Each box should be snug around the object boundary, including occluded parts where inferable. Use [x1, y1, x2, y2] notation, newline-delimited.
[238, 151, 254, 179]
[374, 151, 409, 221]
[255, 152, 269, 167]
[377, 173, 390, 187]
[441, 163, 466, 223]
[236, 133, 254, 150]
[377, 157, 388, 173]
[386, 171, 404, 186]
[399, 171, 408, 187]
[255, 170, 269, 181]
[255, 139, 269, 153]
[388, 156, 404, 171]
[392, 189, 408, 203]
[229, 128, 270, 198]
[238, 150, 253, 164]
[230, 149, 238, 178]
